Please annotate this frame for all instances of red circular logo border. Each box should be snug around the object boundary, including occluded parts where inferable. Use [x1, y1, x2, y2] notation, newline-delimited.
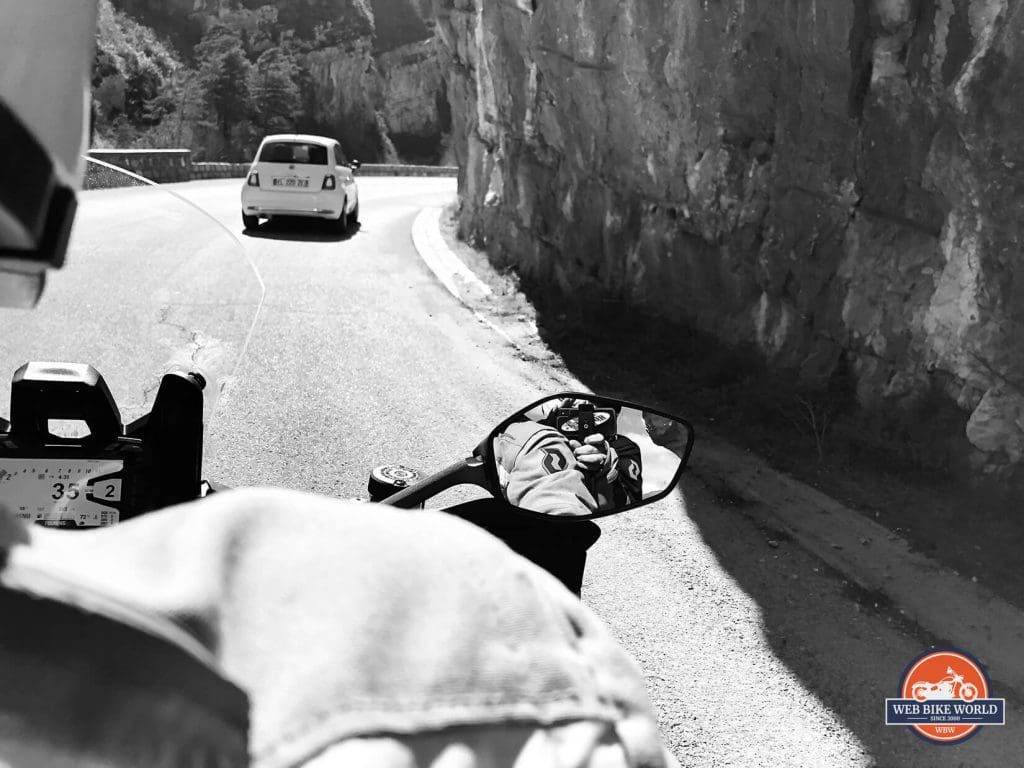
[897, 647, 991, 745]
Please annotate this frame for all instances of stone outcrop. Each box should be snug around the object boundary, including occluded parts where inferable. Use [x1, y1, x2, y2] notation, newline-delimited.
[379, 39, 451, 163]
[306, 39, 400, 162]
[435, 0, 1024, 477]
[305, 0, 449, 162]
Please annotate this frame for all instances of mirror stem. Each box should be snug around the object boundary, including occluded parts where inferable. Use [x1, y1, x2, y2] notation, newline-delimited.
[383, 456, 491, 509]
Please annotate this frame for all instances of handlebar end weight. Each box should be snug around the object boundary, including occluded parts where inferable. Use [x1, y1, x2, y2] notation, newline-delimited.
[367, 465, 423, 502]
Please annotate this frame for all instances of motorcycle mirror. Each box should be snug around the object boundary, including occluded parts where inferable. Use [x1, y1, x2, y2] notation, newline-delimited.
[484, 393, 694, 521]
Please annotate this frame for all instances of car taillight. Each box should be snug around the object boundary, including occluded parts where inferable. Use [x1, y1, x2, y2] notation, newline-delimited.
[322, 175, 336, 190]
[247, 172, 259, 186]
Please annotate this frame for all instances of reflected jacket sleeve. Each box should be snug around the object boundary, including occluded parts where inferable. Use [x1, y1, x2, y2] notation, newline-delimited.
[495, 421, 599, 516]
[609, 435, 643, 503]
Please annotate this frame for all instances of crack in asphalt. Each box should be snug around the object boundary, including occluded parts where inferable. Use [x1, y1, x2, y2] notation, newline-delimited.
[137, 306, 236, 419]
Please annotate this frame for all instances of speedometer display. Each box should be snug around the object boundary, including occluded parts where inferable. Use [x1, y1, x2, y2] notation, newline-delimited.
[0, 458, 124, 527]
[558, 412, 612, 433]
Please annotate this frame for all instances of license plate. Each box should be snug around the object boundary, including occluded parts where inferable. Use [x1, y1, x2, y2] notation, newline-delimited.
[273, 177, 308, 188]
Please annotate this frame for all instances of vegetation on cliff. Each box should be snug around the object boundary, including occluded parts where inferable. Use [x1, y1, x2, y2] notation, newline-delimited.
[93, 1, 311, 159]
[92, 0, 439, 161]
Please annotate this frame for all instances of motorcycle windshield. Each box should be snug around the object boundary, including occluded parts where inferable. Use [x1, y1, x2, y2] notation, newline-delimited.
[0, 158, 264, 465]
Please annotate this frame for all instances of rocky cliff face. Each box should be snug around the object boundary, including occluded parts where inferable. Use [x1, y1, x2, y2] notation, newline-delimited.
[306, 7, 447, 163]
[379, 39, 451, 162]
[306, 36, 449, 163]
[436, 0, 1024, 477]
[306, 38, 399, 162]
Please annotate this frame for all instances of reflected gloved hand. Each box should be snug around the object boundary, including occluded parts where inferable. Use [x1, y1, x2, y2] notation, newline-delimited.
[569, 434, 619, 481]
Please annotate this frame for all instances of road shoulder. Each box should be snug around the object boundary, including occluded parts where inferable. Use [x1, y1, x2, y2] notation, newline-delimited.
[410, 205, 1024, 698]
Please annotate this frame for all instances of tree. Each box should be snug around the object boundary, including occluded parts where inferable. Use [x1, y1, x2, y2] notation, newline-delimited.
[92, 0, 181, 141]
[251, 47, 302, 133]
[195, 26, 254, 143]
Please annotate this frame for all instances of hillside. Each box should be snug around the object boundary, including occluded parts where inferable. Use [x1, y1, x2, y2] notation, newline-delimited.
[94, 0, 449, 162]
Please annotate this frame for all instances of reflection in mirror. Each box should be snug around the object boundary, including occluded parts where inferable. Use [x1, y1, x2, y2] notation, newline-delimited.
[491, 396, 693, 518]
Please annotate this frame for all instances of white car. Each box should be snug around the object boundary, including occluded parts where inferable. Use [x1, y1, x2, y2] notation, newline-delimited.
[240, 134, 360, 232]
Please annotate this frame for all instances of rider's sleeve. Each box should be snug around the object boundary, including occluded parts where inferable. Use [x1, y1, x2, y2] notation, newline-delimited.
[494, 421, 598, 516]
[3, 488, 675, 768]
[610, 435, 644, 503]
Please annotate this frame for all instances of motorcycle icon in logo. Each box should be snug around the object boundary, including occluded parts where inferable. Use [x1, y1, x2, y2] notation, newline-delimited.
[911, 666, 979, 702]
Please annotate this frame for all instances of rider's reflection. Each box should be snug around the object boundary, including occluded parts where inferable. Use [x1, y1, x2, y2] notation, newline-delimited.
[495, 400, 645, 514]
[493, 419, 598, 516]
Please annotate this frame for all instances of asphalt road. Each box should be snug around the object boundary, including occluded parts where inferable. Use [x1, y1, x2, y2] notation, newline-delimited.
[8, 177, 1021, 767]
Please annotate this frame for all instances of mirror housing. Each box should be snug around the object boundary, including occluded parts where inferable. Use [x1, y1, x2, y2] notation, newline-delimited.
[349, 159, 361, 171]
[483, 393, 694, 521]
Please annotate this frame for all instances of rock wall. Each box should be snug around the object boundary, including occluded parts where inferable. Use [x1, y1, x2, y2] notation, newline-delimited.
[379, 39, 451, 163]
[307, 36, 450, 164]
[306, 39, 399, 162]
[303, 0, 448, 162]
[436, 0, 1024, 477]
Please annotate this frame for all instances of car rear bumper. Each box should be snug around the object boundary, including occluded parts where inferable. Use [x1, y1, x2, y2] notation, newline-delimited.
[241, 188, 342, 218]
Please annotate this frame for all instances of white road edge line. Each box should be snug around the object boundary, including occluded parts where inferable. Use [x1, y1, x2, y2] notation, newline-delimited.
[411, 207, 493, 298]
[410, 207, 588, 392]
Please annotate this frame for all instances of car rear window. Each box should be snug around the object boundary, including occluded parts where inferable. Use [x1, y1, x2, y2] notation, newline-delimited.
[258, 142, 328, 165]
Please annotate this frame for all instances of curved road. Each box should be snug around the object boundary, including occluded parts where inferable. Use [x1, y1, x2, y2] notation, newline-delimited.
[5, 177, 1020, 767]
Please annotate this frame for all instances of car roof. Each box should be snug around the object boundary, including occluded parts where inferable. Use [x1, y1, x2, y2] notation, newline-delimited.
[259, 134, 336, 147]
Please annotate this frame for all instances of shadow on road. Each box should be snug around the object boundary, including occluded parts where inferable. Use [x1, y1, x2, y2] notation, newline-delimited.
[514, 285, 1021, 606]
[508, 287, 1022, 765]
[241, 217, 361, 243]
[668, 478, 1019, 765]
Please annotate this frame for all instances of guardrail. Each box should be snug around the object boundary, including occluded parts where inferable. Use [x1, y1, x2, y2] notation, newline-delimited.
[87, 149, 192, 183]
[356, 164, 458, 177]
[191, 162, 250, 179]
[87, 150, 457, 186]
